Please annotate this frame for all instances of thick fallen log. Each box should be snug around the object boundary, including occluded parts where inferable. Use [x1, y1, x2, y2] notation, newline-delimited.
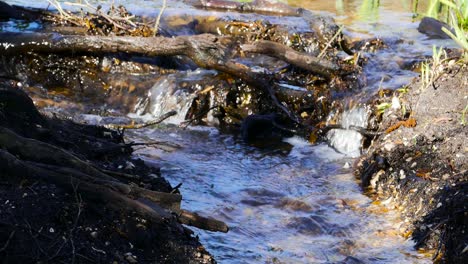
[0, 32, 337, 78]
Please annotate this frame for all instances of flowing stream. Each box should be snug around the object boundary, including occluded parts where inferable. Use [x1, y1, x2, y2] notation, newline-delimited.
[126, 125, 429, 263]
[121, 1, 450, 262]
[4, 0, 459, 263]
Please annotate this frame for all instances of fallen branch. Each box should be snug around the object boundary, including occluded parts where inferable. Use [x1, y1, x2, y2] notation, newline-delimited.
[318, 124, 383, 137]
[241, 40, 339, 79]
[0, 31, 342, 122]
[153, 0, 167, 36]
[178, 210, 229, 233]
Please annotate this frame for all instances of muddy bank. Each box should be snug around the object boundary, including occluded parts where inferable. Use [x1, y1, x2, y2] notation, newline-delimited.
[0, 81, 214, 263]
[355, 62, 467, 263]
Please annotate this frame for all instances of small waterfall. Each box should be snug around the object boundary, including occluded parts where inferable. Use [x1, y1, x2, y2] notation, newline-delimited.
[148, 76, 195, 125]
[327, 107, 368, 158]
[132, 69, 216, 125]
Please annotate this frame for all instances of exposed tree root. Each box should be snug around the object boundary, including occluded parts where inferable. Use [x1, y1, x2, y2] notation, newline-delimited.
[0, 126, 227, 232]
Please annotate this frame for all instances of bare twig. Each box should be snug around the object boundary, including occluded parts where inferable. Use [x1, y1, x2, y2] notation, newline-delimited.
[318, 25, 344, 58]
[181, 105, 219, 129]
[153, 0, 167, 36]
[0, 230, 15, 252]
[70, 180, 82, 264]
[99, 168, 141, 180]
[105, 110, 177, 129]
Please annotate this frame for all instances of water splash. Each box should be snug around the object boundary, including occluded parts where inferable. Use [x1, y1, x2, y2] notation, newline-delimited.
[132, 69, 216, 125]
[148, 77, 194, 124]
[327, 107, 369, 158]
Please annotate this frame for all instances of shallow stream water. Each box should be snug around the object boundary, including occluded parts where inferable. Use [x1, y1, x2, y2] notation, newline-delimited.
[4, 0, 459, 263]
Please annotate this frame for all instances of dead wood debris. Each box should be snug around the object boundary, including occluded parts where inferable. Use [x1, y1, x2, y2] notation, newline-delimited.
[0, 125, 227, 232]
[0, 0, 354, 127]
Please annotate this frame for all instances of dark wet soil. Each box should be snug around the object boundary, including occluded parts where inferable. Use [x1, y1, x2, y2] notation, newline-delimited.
[0, 81, 214, 264]
[355, 62, 467, 263]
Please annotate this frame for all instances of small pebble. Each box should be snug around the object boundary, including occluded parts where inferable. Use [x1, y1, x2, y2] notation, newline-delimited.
[391, 96, 401, 110]
[125, 255, 138, 264]
[399, 169, 406, 180]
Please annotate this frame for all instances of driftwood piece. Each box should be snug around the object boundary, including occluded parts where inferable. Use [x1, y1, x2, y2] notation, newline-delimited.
[32, 163, 182, 211]
[0, 32, 189, 57]
[178, 210, 229, 233]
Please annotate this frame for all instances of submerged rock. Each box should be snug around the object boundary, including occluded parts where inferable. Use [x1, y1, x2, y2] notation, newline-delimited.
[240, 113, 294, 143]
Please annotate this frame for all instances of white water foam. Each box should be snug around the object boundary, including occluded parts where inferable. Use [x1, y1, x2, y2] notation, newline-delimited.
[327, 107, 368, 158]
[148, 77, 194, 124]
[131, 69, 216, 125]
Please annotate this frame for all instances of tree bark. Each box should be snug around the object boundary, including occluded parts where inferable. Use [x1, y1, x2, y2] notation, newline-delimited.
[241, 40, 339, 79]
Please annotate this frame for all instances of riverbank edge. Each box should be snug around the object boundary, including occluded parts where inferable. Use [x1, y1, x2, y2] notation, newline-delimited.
[0, 81, 215, 263]
[354, 62, 467, 263]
